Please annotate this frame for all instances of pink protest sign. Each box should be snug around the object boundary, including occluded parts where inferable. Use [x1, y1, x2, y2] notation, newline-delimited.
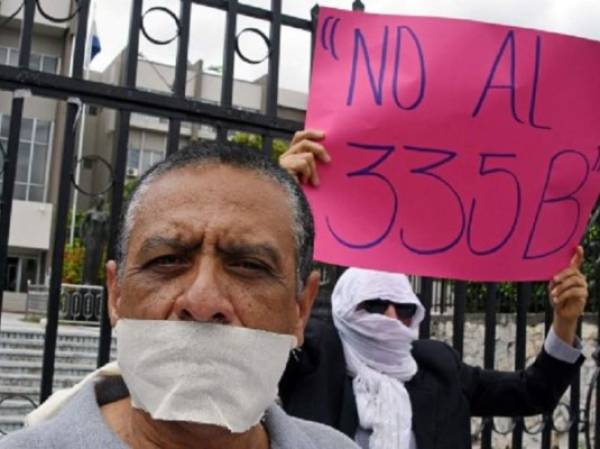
[305, 7, 600, 281]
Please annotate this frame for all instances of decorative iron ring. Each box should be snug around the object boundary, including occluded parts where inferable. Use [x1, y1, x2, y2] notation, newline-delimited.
[141, 6, 181, 46]
[0, 1, 24, 29]
[235, 27, 272, 64]
[70, 155, 114, 197]
[551, 402, 574, 434]
[491, 416, 517, 435]
[36, 0, 81, 23]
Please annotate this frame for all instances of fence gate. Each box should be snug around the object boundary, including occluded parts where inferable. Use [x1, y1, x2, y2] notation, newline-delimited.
[0, 1, 598, 448]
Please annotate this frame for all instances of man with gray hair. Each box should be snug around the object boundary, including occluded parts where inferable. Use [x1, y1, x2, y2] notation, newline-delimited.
[0, 141, 359, 449]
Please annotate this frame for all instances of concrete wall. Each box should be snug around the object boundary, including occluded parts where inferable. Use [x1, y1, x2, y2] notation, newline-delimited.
[8, 200, 53, 250]
[200, 73, 263, 111]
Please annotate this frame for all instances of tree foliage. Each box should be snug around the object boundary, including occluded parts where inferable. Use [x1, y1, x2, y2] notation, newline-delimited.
[62, 238, 84, 284]
[229, 132, 289, 160]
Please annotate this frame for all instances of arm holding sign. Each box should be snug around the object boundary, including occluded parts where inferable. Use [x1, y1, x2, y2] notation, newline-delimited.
[458, 251, 586, 416]
[460, 259, 585, 418]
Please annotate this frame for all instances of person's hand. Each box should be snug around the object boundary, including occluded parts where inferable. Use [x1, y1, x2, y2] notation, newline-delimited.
[279, 129, 330, 186]
[550, 245, 588, 345]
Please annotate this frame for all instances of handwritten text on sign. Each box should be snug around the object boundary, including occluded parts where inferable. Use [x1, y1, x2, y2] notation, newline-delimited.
[305, 8, 600, 281]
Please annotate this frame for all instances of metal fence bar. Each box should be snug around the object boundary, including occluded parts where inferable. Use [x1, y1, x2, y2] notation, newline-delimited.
[568, 320, 583, 449]
[541, 299, 554, 449]
[0, 65, 301, 136]
[166, 0, 192, 156]
[261, 0, 282, 158]
[452, 281, 466, 357]
[0, 0, 35, 330]
[191, 0, 311, 30]
[419, 277, 433, 339]
[512, 282, 531, 449]
[97, 0, 143, 368]
[310, 5, 319, 76]
[40, 0, 91, 402]
[439, 279, 447, 314]
[217, 0, 238, 142]
[265, 0, 281, 119]
[481, 282, 498, 449]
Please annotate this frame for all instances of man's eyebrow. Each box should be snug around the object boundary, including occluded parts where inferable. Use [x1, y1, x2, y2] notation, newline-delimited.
[137, 236, 196, 258]
[218, 242, 282, 266]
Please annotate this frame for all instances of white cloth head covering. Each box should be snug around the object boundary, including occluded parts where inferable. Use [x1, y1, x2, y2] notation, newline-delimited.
[331, 268, 425, 449]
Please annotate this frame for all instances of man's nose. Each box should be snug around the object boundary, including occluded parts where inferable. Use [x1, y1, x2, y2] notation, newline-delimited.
[384, 303, 398, 320]
[384, 304, 412, 327]
[172, 263, 236, 324]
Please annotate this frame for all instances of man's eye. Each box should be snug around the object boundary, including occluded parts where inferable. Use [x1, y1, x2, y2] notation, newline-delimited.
[233, 259, 269, 273]
[148, 255, 187, 267]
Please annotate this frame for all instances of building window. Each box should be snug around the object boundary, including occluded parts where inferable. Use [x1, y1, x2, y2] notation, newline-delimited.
[5, 255, 40, 293]
[0, 114, 53, 202]
[0, 46, 60, 74]
[126, 132, 166, 177]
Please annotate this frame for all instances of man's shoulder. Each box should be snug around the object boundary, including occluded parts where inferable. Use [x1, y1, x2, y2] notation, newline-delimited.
[412, 339, 462, 376]
[412, 338, 455, 356]
[0, 422, 52, 449]
[267, 404, 359, 449]
[291, 415, 360, 449]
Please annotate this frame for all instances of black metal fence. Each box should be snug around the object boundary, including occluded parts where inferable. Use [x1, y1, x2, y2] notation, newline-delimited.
[0, 1, 598, 448]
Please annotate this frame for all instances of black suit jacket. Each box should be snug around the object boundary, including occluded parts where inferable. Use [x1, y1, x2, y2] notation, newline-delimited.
[279, 318, 584, 449]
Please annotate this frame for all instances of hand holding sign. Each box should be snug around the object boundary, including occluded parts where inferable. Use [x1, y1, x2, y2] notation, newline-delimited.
[304, 8, 600, 281]
[279, 130, 329, 186]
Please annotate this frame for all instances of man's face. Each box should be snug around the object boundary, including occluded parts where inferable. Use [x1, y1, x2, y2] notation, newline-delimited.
[106, 164, 318, 342]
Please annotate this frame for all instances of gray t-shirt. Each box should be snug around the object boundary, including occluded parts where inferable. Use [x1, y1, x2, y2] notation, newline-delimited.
[0, 377, 359, 449]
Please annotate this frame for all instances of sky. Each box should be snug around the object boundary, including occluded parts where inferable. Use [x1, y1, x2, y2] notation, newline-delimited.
[91, 0, 600, 93]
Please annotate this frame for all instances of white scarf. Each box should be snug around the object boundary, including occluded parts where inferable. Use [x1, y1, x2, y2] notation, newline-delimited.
[331, 268, 425, 449]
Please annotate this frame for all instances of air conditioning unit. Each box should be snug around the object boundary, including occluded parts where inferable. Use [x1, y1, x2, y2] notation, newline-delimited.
[126, 167, 139, 177]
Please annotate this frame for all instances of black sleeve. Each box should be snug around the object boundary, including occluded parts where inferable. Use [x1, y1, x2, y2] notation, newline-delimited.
[278, 318, 348, 428]
[456, 344, 584, 417]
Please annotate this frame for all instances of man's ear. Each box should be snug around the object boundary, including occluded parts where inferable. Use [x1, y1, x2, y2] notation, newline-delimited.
[293, 269, 320, 347]
[105, 260, 122, 326]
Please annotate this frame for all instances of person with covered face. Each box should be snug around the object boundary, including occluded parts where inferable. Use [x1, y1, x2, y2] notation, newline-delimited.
[0, 142, 359, 449]
[278, 130, 588, 449]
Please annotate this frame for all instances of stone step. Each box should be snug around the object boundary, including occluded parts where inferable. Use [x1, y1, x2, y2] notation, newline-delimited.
[0, 384, 63, 397]
[0, 348, 116, 365]
[1, 327, 101, 336]
[0, 339, 116, 352]
[0, 360, 96, 370]
[0, 326, 119, 435]
[0, 373, 86, 389]
[0, 362, 96, 377]
[0, 398, 38, 416]
[0, 415, 26, 433]
[1, 329, 116, 345]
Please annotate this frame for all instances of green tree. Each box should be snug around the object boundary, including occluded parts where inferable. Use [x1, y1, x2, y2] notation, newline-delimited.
[229, 132, 289, 161]
[62, 238, 84, 284]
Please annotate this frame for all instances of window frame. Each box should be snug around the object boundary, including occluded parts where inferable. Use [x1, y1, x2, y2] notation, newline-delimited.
[0, 114, 54, 202]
